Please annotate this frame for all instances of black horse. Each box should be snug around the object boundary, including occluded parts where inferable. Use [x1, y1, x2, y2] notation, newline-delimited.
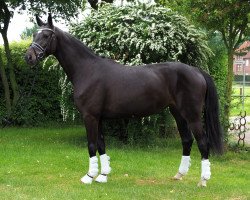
[25, 14, 223, 187]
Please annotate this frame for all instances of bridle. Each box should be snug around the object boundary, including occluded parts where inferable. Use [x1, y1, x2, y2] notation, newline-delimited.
[30, 28, 56, 61]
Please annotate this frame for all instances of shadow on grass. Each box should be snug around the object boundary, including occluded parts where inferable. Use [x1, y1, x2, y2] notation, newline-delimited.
[1, 125, 185, 154]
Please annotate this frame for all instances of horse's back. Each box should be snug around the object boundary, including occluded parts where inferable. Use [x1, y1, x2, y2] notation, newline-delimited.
[100, 61, 206, 119]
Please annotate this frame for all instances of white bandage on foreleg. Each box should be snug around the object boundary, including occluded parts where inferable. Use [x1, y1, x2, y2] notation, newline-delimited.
[178, 156, 191, 175]
[80, 156, 98, 184]
[100, 154, 111, 174]
[88, 156, 99, 176]
[95, 154, 111, 183]
[201, 159, 211, 180]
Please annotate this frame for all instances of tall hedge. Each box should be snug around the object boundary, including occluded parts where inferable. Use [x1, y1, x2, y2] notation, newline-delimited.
[0, 40, 63, 126]
[207, 33, 228, 132]
[69, 3, 213, 144]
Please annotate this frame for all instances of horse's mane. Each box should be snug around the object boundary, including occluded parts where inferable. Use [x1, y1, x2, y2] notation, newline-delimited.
[57, 27, 98, 58]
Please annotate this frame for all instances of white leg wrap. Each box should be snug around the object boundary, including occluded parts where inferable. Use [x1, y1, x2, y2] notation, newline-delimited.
[179, 156, 191, 175]
[95, 154, 111, 183]
[174, 156, 191, 180]
[201, 159, 211, 180]
[80, 156, 98, 184]
[198, 159, 211, 187]
[95, 174, 108, 183]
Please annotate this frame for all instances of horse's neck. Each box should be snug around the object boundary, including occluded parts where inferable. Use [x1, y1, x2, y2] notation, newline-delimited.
[54, 30, 98, 84]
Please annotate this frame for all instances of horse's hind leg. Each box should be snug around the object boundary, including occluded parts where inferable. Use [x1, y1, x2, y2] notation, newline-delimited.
[95, 120, 111, 183]
[187, 119, 211, 187]
[170, 107, 193, 180]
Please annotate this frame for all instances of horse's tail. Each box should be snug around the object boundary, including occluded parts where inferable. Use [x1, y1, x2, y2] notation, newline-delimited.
[201, 70, 224, 155]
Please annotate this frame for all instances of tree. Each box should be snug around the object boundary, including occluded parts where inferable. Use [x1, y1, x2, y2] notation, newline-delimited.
[185, 0, 250, 126]
[20, 25, 38, 40]
[0, 0, 81, 121]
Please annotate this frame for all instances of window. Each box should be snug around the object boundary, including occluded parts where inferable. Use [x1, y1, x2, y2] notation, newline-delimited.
[237, 65, 242, 71]
[245, 59, 249, 66]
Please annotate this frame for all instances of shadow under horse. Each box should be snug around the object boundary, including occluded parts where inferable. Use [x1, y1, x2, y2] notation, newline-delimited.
[25, 14, 223, 187]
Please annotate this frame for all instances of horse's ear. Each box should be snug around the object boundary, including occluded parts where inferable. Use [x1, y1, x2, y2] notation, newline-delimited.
[48, 13, 53, 27]
[36, 15, 45, 27]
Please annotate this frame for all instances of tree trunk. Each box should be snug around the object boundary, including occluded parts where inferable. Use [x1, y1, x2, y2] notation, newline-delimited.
[1, 31, 20, 108]
[0, 51, 11, 116]
[0, 1, 20, 117]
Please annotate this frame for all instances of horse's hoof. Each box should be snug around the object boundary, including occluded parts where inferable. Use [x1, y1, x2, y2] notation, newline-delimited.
[80, 174, 93, 184]
[173, 172, 183, 180]
[197, 179, 207, 187]
[95, 174, 108, 183]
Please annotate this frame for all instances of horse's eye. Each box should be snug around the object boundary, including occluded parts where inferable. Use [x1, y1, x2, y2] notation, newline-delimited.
[44, 34, 49, 39]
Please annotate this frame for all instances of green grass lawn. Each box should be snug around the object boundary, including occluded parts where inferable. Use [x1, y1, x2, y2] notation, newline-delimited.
[230, 85, 250, 116]
[0, 126, 249, 200]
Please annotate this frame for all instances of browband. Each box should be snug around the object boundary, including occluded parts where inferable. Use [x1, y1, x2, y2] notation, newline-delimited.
[37, 28, 55, 33]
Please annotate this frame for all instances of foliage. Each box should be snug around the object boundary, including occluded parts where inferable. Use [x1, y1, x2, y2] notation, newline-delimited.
[20, 24, 38, 40]
[188, 0, 250, 50]
[2, 0, 82, 19]
[70, 3, 212, 142]
[71, 3, 212, 68]
[0, 0, 83, 126]
[184, 0, 250, 131]
[0, 40, 63, 126]
[207, 32, 228, 131]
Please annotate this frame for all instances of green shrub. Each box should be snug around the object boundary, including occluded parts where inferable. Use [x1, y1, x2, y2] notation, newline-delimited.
[207, 32, 228, 134]
[0, 40, 63, 126]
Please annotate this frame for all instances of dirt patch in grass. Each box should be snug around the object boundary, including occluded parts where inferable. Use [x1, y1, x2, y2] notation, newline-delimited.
[135, 178, 165, 185]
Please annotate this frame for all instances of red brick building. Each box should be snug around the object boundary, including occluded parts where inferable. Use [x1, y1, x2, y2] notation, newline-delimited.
[233, 41, 250, 75]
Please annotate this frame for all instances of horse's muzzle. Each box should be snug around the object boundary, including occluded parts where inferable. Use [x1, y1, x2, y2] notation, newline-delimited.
[25, 49, 38, 66]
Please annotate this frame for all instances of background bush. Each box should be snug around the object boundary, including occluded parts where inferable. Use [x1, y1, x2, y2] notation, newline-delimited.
[207, 32, 228, 132]
[0, 40, 63, 126]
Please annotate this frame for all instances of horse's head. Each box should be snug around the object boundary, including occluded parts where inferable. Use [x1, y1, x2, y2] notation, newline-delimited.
[25, 14, 57, 66]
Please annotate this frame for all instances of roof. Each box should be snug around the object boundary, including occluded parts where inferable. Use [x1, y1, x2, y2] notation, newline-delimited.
[235, 41, 250, 58]
[237, 41, 250, 51]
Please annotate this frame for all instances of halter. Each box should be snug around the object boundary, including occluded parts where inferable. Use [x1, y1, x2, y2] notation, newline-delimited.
[30, 28, 55, 61]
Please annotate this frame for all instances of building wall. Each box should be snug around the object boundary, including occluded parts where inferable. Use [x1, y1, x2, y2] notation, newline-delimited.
[233, 59, 250, 75]
[233, 52, 250, 75]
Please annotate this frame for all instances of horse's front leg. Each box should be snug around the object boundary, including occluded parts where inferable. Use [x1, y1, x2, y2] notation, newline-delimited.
[80, 114, 99, 184]
[95, 120, 111, 183]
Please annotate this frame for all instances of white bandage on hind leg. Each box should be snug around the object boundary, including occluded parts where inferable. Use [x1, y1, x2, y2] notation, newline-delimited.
[201, 159, 211, 180]
[95, 154, 111, 183]
[179, 156, 191, 175]
[80, 156, 98, 184]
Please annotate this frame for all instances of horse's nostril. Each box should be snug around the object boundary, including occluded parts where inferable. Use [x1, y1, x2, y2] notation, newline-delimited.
[25, 54, 33, 64]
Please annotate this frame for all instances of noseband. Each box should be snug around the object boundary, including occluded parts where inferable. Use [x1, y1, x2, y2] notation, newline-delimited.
[30, 28, 55, 61]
